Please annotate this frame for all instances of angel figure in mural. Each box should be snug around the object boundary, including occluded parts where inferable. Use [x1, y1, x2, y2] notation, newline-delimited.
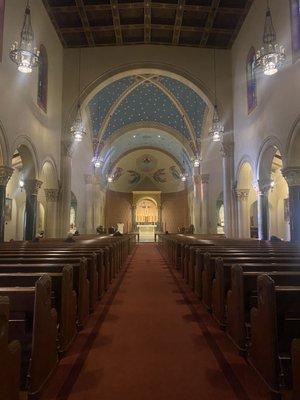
[169, 166, 181, 180]
[127, 170, 141, 185]
[153, 169, 166, 183]
[111, 167, 124, 182]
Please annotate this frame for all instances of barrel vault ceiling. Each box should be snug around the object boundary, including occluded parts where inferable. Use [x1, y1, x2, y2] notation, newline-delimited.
[42, 0, 254, 49]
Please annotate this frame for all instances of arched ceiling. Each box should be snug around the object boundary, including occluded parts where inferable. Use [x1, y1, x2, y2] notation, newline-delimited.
[107, 149, 185, 193]
[87, 74, 207, 143]
[100, 128, 193, 179]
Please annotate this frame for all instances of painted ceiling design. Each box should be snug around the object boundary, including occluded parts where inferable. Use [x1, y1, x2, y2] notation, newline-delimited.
[108, 149, 185, 193]
[87, 75, 207, 142]
[100, 129, 193, 179]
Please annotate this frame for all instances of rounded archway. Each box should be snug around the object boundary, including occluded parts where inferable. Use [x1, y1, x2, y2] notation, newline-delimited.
[236, 160, 256, 238]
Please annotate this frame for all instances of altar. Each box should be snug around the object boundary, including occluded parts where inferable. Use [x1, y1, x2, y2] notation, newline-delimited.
[137, 224, 157, 242]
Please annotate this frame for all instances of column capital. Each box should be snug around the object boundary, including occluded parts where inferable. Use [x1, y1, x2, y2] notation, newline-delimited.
[0, 166, 14, 187]
[220, 142, 234, 158]
[257, 179, 271, 195]
[201, 174, 209, 184]
[44, 188, 59, 202]
[235, 188, 250, 200]
[24, 179, 43, 196]
[282, 167, 300, 187]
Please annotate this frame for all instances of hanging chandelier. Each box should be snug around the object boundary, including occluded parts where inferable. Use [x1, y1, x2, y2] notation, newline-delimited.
[209, 105, 224, 142]
[193, 158, 200, 168]
[10, 1, 39, 74]
[255, 1, 285, 76]
[209, 50, 224, 142]
[70, 105, 86, 142]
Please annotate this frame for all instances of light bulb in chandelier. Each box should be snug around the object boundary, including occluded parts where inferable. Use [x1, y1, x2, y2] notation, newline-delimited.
[209, 105, 224, 142]
[19, 179, 25, 189]
[193, 158, 200, 168]
[107, 176, 113, 183]
[9, 2, 39, 73]
[255, 5, 285, 76]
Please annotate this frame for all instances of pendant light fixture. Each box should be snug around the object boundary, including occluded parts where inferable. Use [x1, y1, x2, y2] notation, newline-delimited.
[255, 0, 285, 76]
[180, 150, 188, 182]
[10, 0, 39, 74]
[209, 49, 224, 142]
[70, 48, 86, 142]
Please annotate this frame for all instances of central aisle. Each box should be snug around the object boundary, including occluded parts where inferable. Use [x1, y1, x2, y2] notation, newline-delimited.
[43, 244, 269, 400]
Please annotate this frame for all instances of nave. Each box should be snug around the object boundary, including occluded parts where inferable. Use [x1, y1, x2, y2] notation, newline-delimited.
[41, 243, 268, 400]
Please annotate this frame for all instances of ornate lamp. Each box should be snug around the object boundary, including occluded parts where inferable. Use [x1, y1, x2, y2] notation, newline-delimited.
[10, 1, 39, 74]
[70, 49, 86, 142]
[255, 1, 285, 76]
[209, 50, 224, 142]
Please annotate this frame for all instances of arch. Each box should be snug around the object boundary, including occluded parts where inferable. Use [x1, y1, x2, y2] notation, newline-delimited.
[285, 115, 300, 167]
[236, 155, 256, 185]
[0, 120, 10, 166]
[40, 158, 59, 189]
[136, 196, 158, 207]
[10, 136, 39, 179]
[237, 161, 255, 189]
[37, 44, 48, 112]
[256, 136, 285, 183]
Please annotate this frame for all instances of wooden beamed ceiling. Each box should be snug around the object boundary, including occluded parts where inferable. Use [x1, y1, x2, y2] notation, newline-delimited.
[43, 0, 254, 49]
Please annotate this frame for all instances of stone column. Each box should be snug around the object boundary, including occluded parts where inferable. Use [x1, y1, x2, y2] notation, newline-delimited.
[257, 180, 271, 240]
[193, 174, 201, 234]
[201, 174, 209, 234]
[221, 143, 236, 237]
[85, 174, 94, 234]
[59, 142, 72, 237]
[236, 189, 250, 238]
[0, 166, 14, 242]
[24, 179, 43, 240]
[44, 189, 59, 238]
[282, 167, 300, 243]
[157, 205, 162, 231]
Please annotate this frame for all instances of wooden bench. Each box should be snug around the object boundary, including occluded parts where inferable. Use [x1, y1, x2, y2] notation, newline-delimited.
[0, 296, 21, 400]
[249, 275, 300, 399]
[0, 275, 58, 398]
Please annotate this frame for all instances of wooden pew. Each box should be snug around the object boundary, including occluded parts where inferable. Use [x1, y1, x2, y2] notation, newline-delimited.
[0, 296, 21, 400]
[226, 267, 300, 353]
[0, 275, 58, 398]
[249, 275, 300, 399]
[0, 267, 77, 354]
[291, 339, 300, 400]
[0, 260, 89, 329]
[212, 259, 300, 328]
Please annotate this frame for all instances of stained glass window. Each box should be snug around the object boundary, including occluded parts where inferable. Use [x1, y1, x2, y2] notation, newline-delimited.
[290, 0, 300, 61]
[0, 1, 5, 62]
[246, 47, 257, 114]
[37, 45, 48, 112]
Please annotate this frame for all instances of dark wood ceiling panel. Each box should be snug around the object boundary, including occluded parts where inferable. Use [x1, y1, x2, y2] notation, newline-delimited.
[43, 0, 253, 48]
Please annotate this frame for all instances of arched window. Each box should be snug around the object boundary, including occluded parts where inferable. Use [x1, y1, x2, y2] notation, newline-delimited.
[0, 0, 5, 62]
[290, 0, 300, 61]
[246, 47, 257, 114]
[37, 45, 48, 112]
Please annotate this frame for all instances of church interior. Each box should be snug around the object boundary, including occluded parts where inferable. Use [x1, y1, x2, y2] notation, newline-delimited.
[0, 0, 300, 399]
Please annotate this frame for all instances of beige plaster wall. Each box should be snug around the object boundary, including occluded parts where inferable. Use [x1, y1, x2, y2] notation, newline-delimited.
[0, 0, 63, 175]
[232, 0, 300, 179]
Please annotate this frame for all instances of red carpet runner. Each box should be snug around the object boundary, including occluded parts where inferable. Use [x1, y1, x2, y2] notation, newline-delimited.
[42, 243, 269, 400]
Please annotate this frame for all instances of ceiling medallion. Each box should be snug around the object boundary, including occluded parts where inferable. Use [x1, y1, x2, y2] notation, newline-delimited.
[255, 1, 285, 76]
[10, 1, 39, 74]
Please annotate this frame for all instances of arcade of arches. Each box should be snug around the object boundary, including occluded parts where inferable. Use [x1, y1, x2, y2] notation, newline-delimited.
[1, 0, 300, 399]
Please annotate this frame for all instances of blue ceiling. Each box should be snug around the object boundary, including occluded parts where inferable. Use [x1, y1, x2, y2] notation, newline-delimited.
[87, 75, 207, 142]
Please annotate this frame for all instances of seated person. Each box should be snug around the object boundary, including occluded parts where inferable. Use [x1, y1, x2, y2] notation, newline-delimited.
[108, 226, 115, 234]
[74, 230, 80, 236]
[65, 233, 75, 242]
[96, 225, 105, 234]
[38, 230, 45, 239]
[270, 235, 282, 242]
[113, 230, 123, 236]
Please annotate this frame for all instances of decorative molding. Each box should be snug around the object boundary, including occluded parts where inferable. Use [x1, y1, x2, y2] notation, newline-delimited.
[0, 166, 14, 186]
[220, 142, 234, 158]
[201, 173, 209, 184]
[235, 188, 250, 201]
[44, 188, 59, 202]
[282, 167, 300, 187]
[24, 179, 43, 196]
